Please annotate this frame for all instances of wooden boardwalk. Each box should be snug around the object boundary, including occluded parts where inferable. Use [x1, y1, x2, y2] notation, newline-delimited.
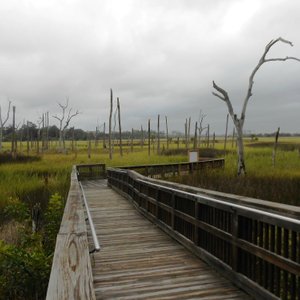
[82, 180, 250, 300]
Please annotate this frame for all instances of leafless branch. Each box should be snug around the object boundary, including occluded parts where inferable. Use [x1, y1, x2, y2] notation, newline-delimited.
[212, 81, 235, 119]
[241, 37, 300, 126]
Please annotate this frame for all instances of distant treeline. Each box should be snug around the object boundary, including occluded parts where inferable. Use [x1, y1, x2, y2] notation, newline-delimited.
[2, 123, 300, 142]
[2, 123, 169, 141]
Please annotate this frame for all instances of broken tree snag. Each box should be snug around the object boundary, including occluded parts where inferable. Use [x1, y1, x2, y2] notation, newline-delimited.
[157, 114, 160, 153]
[117, 97, 123, 156]
[193, 121, 198, 149]
[148, 119, 151, 156]
[108, 89, 113, 159]
[272, 127, 280, 167]
[165, 116, 169, 150]
[224, 113, 229, 153]
[212, 37, 300, 176]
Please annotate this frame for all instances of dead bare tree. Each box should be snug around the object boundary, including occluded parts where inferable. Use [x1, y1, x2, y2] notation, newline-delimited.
[165, 116, 169, 150]
[212, 37, 300, 175]
[197, 110, 207, 147]
[148, 119, 151, 156]
[117, 97, 123, 156]
[108, 89, 113, 159]
[0, 99, 11, 151]
[53, 98, 79, 151]
[223, 114, 229, 152]
[11, 106, 16, 157]
[157, 114, 160, 153]
[272, 127, 280, 167]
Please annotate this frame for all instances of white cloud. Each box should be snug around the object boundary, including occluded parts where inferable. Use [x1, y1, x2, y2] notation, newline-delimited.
[0, 0, 299, 134]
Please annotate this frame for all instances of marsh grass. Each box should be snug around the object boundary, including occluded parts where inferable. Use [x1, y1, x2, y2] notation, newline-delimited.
[173, 144, 300, 206]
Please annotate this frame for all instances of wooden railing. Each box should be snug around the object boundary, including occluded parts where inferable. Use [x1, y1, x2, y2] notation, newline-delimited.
[76, 163, 106, 181]
[116, 158, 225, 179]
[107, 168, 300, 300]
[46, 166, 96, 300]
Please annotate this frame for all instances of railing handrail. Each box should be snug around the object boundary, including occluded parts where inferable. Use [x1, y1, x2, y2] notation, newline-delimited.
[46, 166, 96, 300]
[107, 167, 300, 300]
[115, 158, 224, 170]
[79, 182, 101, 253]
[136, 177, 300, 227]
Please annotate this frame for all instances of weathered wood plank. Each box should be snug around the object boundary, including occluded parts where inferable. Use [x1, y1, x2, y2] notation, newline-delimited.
[46, 167, 96, 300]
[82, 180, 250, 300]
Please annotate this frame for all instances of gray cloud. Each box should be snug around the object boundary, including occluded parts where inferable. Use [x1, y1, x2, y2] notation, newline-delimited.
[0, 0, 299, 134]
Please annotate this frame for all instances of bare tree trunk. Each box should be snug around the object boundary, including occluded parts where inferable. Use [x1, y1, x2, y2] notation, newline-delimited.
[131, 128, 134, 152]
[11, 106, 16, 157]
[141, 125, 144, 149]
[231, 127, 235, 148]
[71, 127, 75, 151]
[88, 135, 91, 159]
[148, 119, 150, 156]
[193, 121, 198, 149]
[46, 112, 49, 150]
[157, 114, 160, 153]
[116, 97, 123, 156]
[187, 117, 191, 150]
[207, 124, 210, 148]
[272, 127, 280, 167]
[108, 89, 113, 159]
[26, 121, 30, 155]
[184, 119, 187, 150]
[165, 116, 169, 150]
[236, 126, 246, 175]
[212, 132, 215, 149]
[103, 122, 106, 149]
[224, 113, 229, 152]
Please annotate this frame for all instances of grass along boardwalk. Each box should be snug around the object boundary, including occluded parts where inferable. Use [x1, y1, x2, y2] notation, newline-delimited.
[81, 180, 250, 299]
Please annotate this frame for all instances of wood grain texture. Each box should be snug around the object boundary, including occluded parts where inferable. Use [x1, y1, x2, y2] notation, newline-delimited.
[82, 180, 250, 300]
[46, 167, 96, 300]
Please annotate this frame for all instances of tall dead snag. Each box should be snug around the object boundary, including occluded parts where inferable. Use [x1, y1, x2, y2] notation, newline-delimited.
[231, 127, 236, 148]
[193, 121, 198, 149]
[224, 114, 229, 152]
[108, 89, 113, 159]
[148, 119, 151, 156]
[272, 127, 280, 167]
[0, 100, 11, 151]
[184, 119, 188, 149]
[131, 128, 134, 152]
[213, 37, 300, 175]
[11, 106, 16, 157]
[187, 117, 191, 149]
[157, 114, 160, 153]
[165, 116, 169, 150]
[53, 98, 79, 151]
[103, 122, 106, 149]
[141, 125, 144, 149]
[117, 97, 123, 156]
[197, 110, 207, 147]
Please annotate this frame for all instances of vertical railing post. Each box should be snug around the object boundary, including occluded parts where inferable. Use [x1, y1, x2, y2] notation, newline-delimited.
[156, 189, 160, 219]
[231, 209, 239, 271]
[194, 200, 199, 245]
[171, 192, 175, 230]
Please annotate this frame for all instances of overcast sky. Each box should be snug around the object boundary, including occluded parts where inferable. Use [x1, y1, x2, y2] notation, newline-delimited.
[0, 0, 300, 134]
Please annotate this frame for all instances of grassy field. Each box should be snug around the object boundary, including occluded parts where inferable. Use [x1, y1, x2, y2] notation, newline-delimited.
[0, 136, 299, 299]
[1, 136, 299, 212]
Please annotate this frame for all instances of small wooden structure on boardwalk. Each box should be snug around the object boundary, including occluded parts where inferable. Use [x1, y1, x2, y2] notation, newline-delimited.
[46, 160, 300, 300]
[82, 179, 249, 299]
